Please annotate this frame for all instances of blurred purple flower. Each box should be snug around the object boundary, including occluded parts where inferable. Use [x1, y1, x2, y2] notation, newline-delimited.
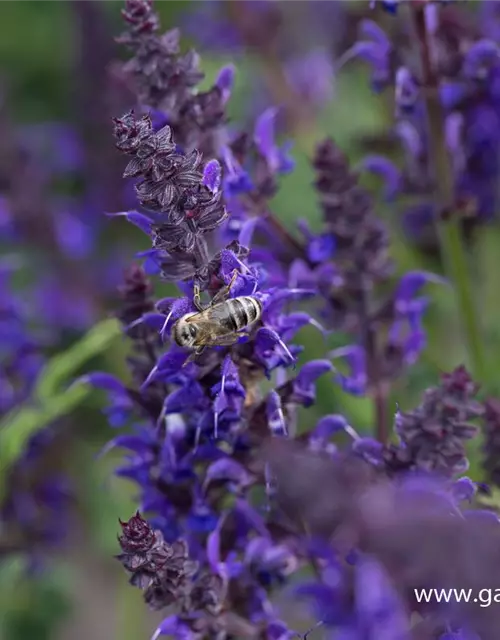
[0, 264, 72, 562]
[284, 49, 335, 110]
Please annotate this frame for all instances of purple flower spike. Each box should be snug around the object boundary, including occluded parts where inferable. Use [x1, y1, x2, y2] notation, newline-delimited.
[463, 39, 500, 80]
[215, 64, 235, 104]
[55, 211, 93, 260]
[355, 557, 409, 639]
[155, 296, 178, 314]
[78, 372, 126, 394]
[263, 288, 316, 315]
[148, 108, 170, 131]
[445, 112, 466, 174]
[307, 233, 335, 265]
[440, 81, 467, 110]
[266, 619, 299, 640]
[99, 432, 155, 461]
[352, 437, 384, 467]
[221, 145, 254, 198]
[254, 107, 280, 171]
[204, 458, 250, 489]
[395, 121, 423, 161]
[140, 348, 190, 390]
[284, 48, 335, 109]
[386, 366, 480, 476]
[359, 18, 392, 48]
[255, 327, 296, 373]
[165, 380, 206, 414]
[207, 526, 222, 575]
[360, 155, 402, 201]
[78, 372, 133, 428]
[125, 312, 166, 333]
[338, 19, 392, 91]
[106, 210, 153, 236]
[277, 312, 313, 342]
[235, 499, 269, 538]
[292, 360, 333, 407]
[238, 217, 259, 249]
[394, 271, 447, 315]
[451, 477, 477, 504]
[136, 248, 169, 274]
[254, 107, 294, 175]
[405, 310, 427, 364]
[395, 66, 419, 114]
[330, 345, 367, 396]
[311, 414, 349, 443]
[266, 391, 287, 436]
[212, 355, 245, 437]
[152, 616, 191, 640]
[202, 159, 222, 194]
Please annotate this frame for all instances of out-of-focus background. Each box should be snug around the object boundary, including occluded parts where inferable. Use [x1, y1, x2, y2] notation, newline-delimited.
[0, 1, 496, 639]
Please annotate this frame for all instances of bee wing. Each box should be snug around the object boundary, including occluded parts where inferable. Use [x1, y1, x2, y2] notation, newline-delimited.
[183, 308, 221, 330]
[183, 310, 204, 323]
[184, 305, 229, 323]
[206, 304, 230, 322]
[208, 334, 240, 346]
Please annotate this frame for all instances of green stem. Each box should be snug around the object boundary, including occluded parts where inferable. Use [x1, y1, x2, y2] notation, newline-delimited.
[118, 574, 145, 640]
[410, 5, 485, 382]
[439, 218, 485, 378]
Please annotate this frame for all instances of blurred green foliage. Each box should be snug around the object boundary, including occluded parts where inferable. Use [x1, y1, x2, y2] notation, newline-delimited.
[0, 1, 187, 121]
[0, 319, 121, 503]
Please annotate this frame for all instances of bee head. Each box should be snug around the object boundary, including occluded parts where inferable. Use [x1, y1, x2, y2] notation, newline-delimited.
[172, 314, 198, 348]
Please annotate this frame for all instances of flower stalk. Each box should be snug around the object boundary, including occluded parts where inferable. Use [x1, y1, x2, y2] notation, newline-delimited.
[409, 2, 486, 383]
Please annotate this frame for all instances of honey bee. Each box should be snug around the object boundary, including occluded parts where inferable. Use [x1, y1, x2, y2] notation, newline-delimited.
[172, 271, 262, 359]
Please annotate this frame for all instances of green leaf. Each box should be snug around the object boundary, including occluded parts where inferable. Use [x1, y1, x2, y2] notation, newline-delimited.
[35, 318, 121, 401]
[0, 318, 122, 500]
[0, 385, 89, 501]
[0, 565, 73, 640]
[473, 226, 500, 395]
[0, 555, 26, 588]
[80, 448, 138, 556]
[478, 486, 500, 508]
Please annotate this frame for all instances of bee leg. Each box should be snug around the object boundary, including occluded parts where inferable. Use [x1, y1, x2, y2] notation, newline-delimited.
[210, 269, 239, 306]
[182, 347, 205, 368]
[193, 284, 205, 312]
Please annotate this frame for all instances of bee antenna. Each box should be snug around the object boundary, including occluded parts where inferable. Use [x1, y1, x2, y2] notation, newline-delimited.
[159, 309, 174, 341]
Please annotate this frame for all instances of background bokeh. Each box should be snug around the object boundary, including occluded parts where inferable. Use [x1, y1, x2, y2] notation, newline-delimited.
[0, 1, 497, 639]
